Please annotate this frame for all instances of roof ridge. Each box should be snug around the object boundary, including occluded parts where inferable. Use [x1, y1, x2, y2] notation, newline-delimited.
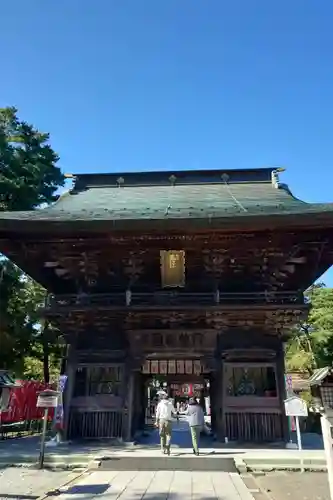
[72, 168, 278, 191]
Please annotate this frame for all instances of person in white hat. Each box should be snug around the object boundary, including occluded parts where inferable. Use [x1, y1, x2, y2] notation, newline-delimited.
[155, 392, 176, 455]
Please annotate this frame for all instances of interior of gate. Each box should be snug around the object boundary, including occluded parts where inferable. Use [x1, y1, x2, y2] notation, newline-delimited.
[131, 358, 212, 435]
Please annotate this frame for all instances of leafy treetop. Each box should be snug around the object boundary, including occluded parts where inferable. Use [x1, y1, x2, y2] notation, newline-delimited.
[0, 107, 65, 381]
[0, 106, 65, 211]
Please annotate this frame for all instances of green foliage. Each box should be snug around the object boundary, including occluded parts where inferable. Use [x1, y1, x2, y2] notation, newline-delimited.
[22, 355, 61, 382]
[285, 341, 314, 374]
[0, 106, 64, 211]
[0, 107, 65, 380]
[0, 259, 31, 371]
[0, 262, 64, 380]
[310, 288, 333, 365]
[286, 284, 333, 374]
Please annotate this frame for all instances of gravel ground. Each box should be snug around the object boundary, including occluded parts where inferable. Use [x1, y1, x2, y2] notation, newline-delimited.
[253, 471, 330, 500]
[0, 467, 80, 500]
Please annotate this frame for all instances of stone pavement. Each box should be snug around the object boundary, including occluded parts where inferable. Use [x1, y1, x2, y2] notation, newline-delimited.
[0, 467, 78, 500]
[253, 471, 330, 500]
[0, 419, 328, 471]
[57, 470, 255, 499]
[137, 417, 213, 449]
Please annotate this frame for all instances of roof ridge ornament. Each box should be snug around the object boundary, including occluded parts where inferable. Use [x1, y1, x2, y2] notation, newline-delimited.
[271, 167, 286, 189]
[221, 173, 230, 183]
[117, 176, 125, 187]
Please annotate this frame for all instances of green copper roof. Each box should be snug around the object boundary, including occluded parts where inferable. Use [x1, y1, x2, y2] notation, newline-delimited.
[1, 168, 333, 227]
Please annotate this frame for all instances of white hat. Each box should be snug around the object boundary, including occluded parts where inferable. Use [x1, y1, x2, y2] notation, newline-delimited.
[157, 390, 168, 398]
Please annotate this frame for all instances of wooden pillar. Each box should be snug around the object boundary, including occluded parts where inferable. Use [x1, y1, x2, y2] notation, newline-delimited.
[276, 342, 289, 442]
[204, 355, 221, 439]
[125, 371, 135, 441]
[209, 372, 217, 434]
[131, 371, 144, 436]
[123, 356, 142, 441]
[139, 375, 147, 429]
[214, 357, 224, 441]
[63, 344, 76, 441]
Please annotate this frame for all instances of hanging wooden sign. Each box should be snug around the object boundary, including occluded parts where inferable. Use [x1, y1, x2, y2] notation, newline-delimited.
[193, 360, 201, 375]
[176, 360, 185, 374]
[141, 358, 202, 375]
[151, 361, 159, 374]
[159, 360, 168, 374]
[142, 360, 150, 374]
[185, 360, 193, 374]
[168, 360, 176, 374]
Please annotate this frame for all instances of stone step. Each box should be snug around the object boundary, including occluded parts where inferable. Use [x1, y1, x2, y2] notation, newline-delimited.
[97, 455, 237, 472]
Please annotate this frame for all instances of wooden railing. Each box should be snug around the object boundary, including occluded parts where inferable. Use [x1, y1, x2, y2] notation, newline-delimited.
[68, 409, 123, 440]
[44, 290, 305, 311]
[225, 411, 283, 442]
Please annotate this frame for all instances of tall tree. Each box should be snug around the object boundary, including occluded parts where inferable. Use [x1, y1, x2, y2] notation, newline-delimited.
[0, 106, 64, 210]
[21, 278, 64, 383]
[308, 287, 333, 366]
[286, 284, 333, 373]
[0, 107, 65, 378]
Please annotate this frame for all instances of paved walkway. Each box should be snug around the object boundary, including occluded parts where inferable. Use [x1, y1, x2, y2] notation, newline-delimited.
[0, 467, 77, 500]
[138, 417, 212, 450]
[253, 471, 330, 500]
[59, 470, 255, 499]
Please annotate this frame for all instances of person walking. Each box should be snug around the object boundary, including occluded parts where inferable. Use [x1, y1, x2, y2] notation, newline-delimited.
[186, 397, 205, 456]
[155, 392, 176, 455]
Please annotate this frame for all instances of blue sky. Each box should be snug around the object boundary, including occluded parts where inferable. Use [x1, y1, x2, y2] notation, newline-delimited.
[1, 1, 333, 284]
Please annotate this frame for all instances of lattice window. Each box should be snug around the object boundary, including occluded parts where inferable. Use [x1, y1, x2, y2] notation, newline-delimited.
[160, 250, 185, 288]
[73, 367, 87, 397]
[225, 365, 277, 397]
[321, 386, 333, 408]
[88, 366, 123, 396]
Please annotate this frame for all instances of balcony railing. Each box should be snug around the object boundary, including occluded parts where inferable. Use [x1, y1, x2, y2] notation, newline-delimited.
[44, 290, 305, 311]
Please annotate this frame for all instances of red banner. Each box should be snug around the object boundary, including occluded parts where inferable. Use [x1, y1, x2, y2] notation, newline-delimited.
[0, 380, 55, 424]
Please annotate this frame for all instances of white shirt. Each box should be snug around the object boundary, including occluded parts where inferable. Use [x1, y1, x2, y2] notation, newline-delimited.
[155, 400, 175, 422]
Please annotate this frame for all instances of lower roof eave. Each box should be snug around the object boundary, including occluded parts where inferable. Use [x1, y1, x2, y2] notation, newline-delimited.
[43, 302, 309, 316]
[1, 210, 333, 235]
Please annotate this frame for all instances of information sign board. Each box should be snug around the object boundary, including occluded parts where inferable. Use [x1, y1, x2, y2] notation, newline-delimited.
[284, 396, 308, 417]
[37, 394, 58, 408]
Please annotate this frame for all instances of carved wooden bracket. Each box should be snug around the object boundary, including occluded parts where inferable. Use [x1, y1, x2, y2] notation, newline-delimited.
[127, 329, 217, 353]
[122, 251, 145, 285]
[202, 249, 226, 277]
[205, 312, 228, 330]
[126, 355, 145, 371]
[264, 309, 306, 333]
[202, 356, 219, 372]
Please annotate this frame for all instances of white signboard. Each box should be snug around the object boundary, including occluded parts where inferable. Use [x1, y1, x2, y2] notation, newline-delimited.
[284, 396, 308, 417]
[37, 394, 58, 408]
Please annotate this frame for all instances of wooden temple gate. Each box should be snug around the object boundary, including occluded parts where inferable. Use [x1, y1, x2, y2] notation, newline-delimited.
[62, 314, 297, 442]
[0, 167, 332, 443]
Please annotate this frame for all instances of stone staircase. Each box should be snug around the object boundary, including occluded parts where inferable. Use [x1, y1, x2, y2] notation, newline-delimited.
[96, 454, 237, 472]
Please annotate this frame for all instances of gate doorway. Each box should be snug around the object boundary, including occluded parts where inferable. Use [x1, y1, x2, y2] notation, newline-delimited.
[143, 374, 211, 424]
[140, 358, 211, 428]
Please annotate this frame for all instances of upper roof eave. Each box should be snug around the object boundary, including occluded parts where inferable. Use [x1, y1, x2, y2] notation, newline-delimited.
[1, 207, 333, 235]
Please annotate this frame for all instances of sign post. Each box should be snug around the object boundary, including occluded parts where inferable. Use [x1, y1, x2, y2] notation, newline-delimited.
[36, 390, 59, 469]
[321, 411, 333, 500]
[53, 374, 68, 443]
[284, 374, 294, 441]
[284, 396, 308, 473]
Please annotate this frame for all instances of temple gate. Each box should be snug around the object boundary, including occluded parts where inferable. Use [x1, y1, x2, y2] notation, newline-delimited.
[0, 167, 332, 442]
